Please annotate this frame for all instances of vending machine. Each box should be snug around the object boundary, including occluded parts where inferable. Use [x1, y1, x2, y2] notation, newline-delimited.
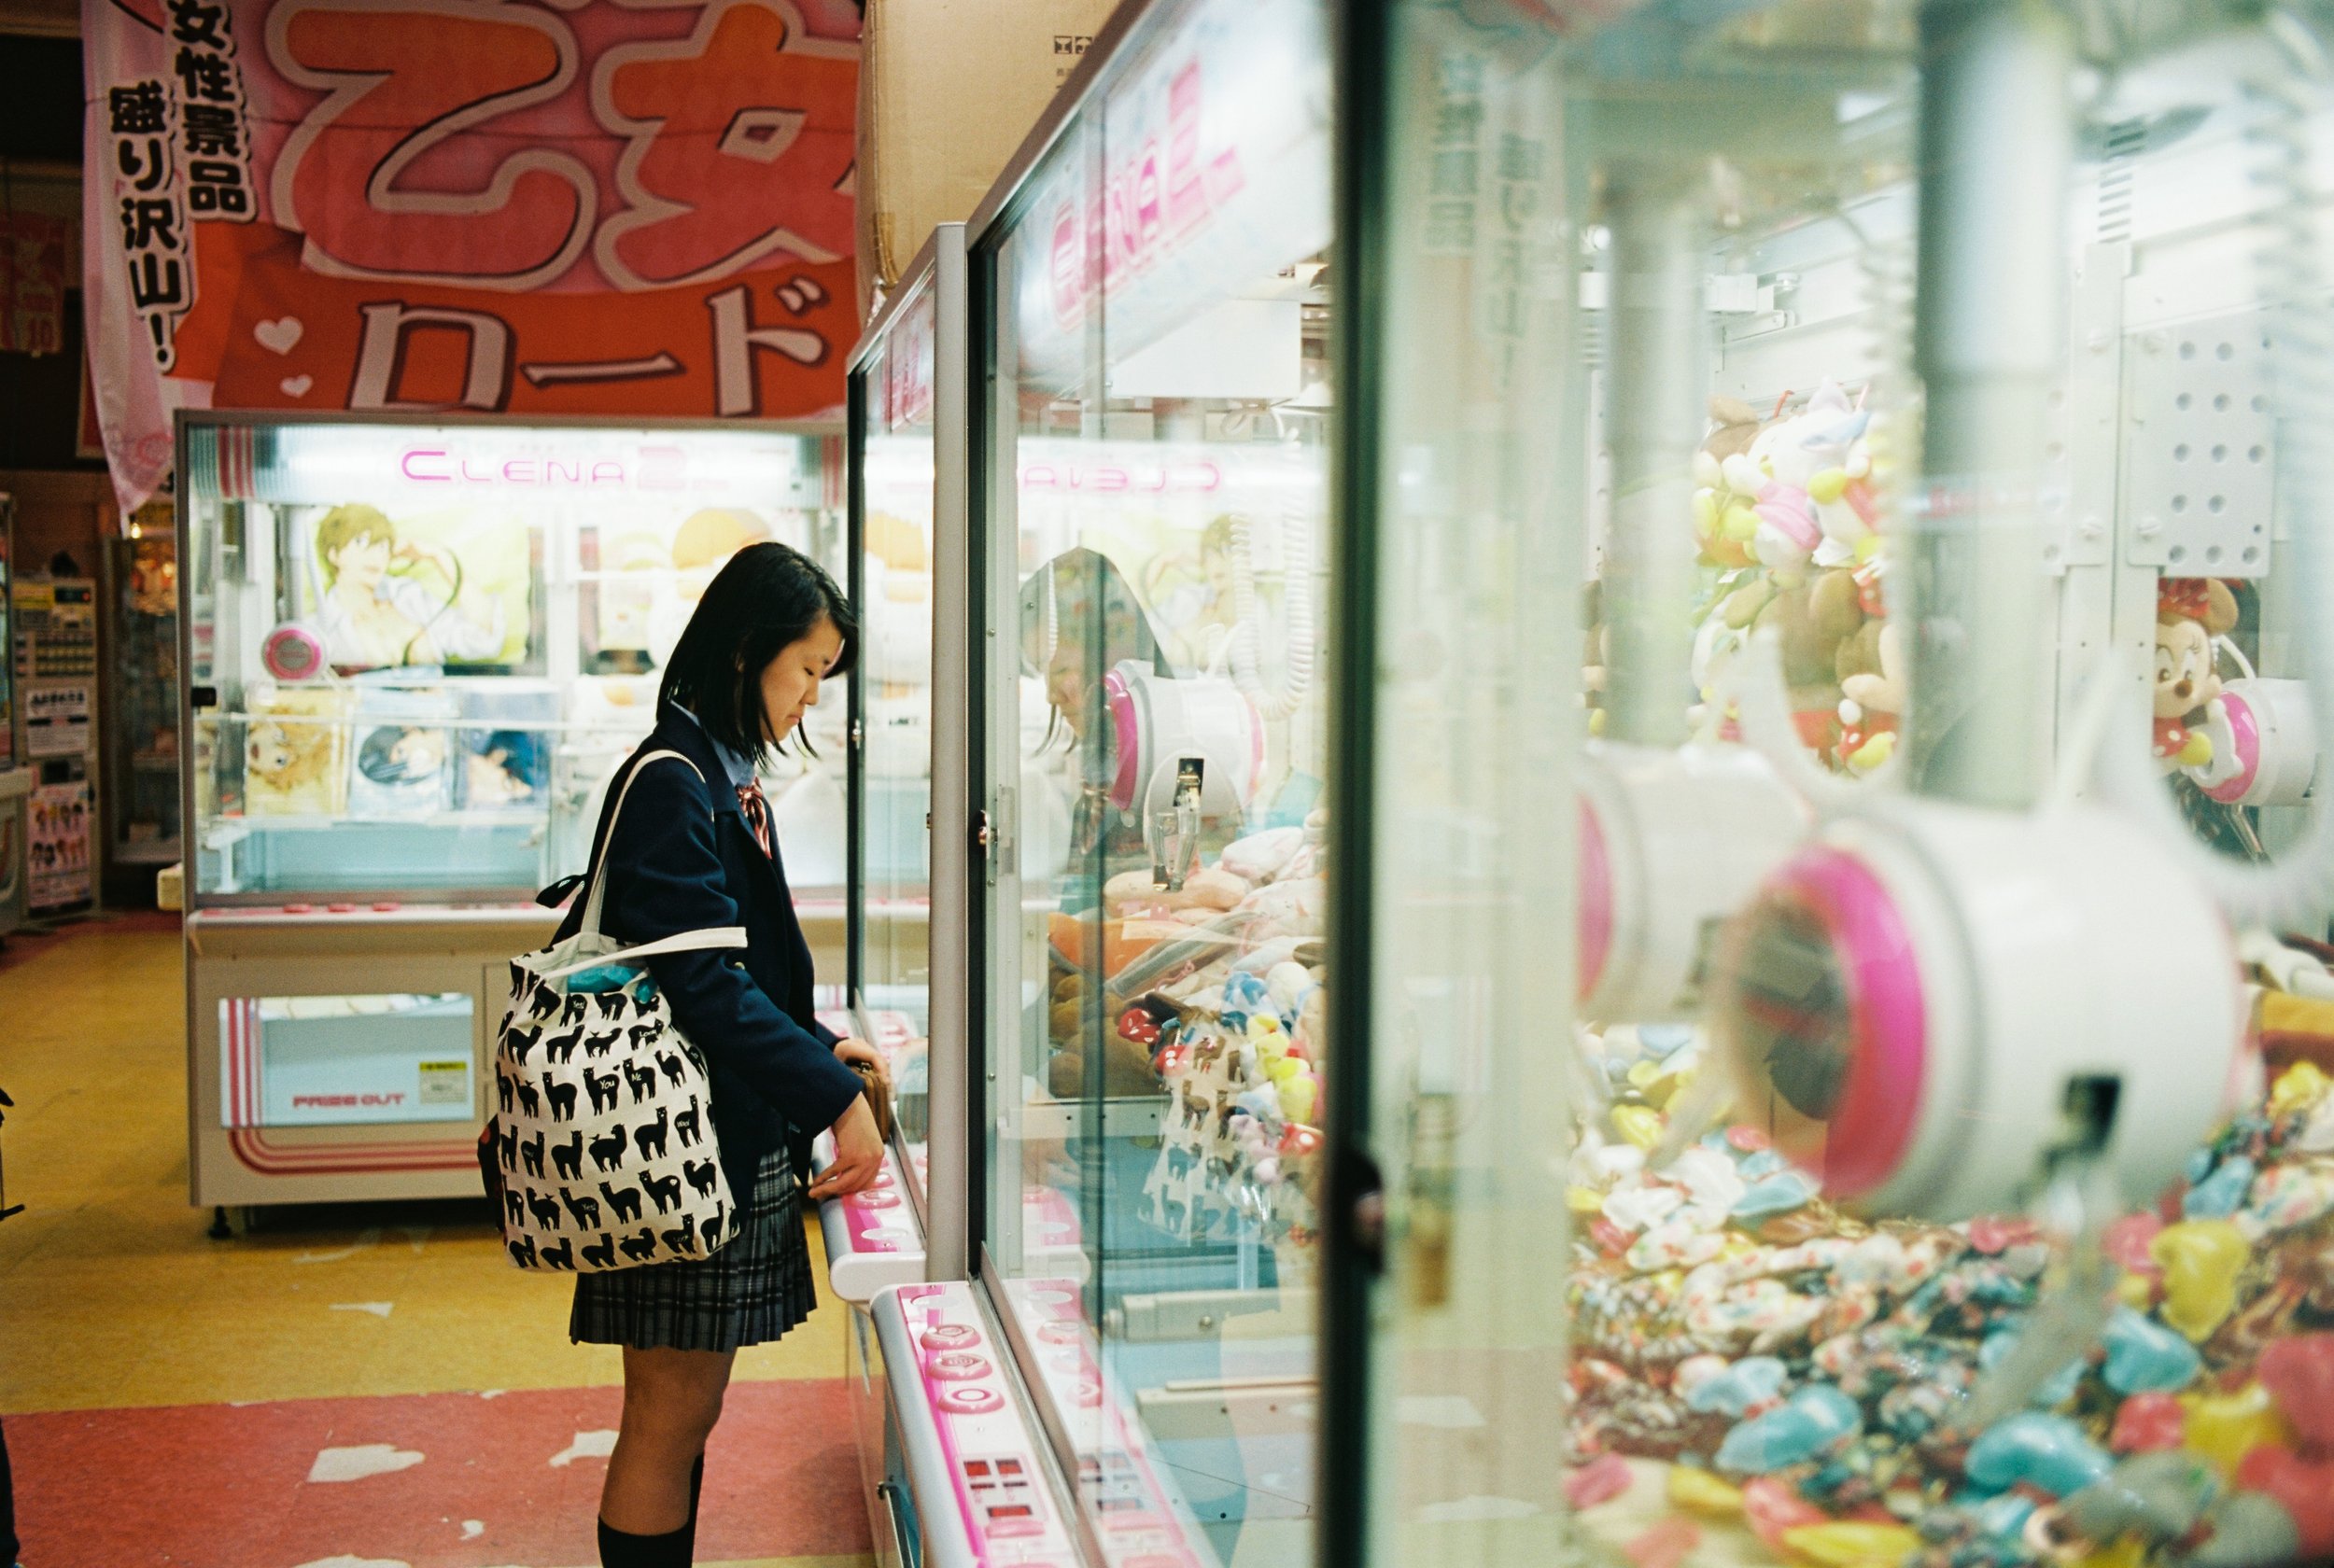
[15, 574, 102, 917]
[0, 496, 29, 938]
[177, 413, 851, 1212]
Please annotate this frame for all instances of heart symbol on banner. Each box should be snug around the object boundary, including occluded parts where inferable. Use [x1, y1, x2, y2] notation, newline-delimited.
[254, 316, 303, 355]
[280, 375, 314, 398]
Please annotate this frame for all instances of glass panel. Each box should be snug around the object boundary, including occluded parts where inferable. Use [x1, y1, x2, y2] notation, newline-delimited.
[111, 523, 182, 860]
[219, 991, 476, 1127]
[1350, 11, 1578, 1562]
[180, 421, 843, 903]
[980, 0, 1333, 1559]
[860, 287, 940, 1196]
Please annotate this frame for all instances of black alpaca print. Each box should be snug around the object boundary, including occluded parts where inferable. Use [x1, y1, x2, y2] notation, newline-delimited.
[525, 1186, 564, 1231]
[551, 1131, 584, 1183]
[520, 1131, 546, 1179]
[498, 1122, 518, 1169]
[584, 1066, 622, 1115]
[497, 1073, 514, 1113]
[588, 1124, 629, 1173]
[545, 1079, 580, 1123]
[583, 1029, 621, 1059]
[618, 1226, 660, 1263]
[674, 1099, 702, 1148]
[626, 1023, 661, 1051]
[537, 1237, 575, 1270]
[660, 1214, 698, 1255]
[560, 1188, 601, 1230]
[641, 1170, 683, 1214]
[506, 1025, 543, 1064]
[624, 1058, 657, 1106]
[683, 1157, 719, 1198]
[655, 1048, 687, 1089]
[699, 1201, 725, 1249]
[634, 1105, 670, 1161]
[545, 1029, 583, 1066]
[513, 1080, 542, 1119]
[561, 992, 591, 1027]
[596, 991, 625, 1019]
[601, 1180, 644, 1224]
[507, 1234, 537, 1267]
[527, 975, 559, 1015]
[581, 1235, 618, 1270]
[503, 1187, 525, 1227]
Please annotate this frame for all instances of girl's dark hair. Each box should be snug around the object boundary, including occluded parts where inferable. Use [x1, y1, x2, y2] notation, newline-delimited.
[659, 542, 856, 767]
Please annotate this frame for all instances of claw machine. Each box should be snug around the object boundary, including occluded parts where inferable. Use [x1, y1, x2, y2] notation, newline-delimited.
[178, 413, 849, 1211]
[865, 0, 1579, 1556]
[0, 495, 26, 937]
[107, 498, 182, 892]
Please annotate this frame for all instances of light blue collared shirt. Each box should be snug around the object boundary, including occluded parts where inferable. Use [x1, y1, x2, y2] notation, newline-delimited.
[673, 706, 756, 791]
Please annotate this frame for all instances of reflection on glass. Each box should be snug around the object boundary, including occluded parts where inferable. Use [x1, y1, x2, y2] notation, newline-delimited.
[980, 0, 1332, 1555]
[181, 421, 846, 902]
[220, 991, 475, 1127]
[861, 288, 941, 1197]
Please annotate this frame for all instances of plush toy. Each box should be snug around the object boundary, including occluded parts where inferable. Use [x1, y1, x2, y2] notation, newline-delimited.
[2153, 579, 2239, 771]
[1693, 398, 1767, 570]
[1729, 382, 1871, 573]
[1836, 620, 1906, 773]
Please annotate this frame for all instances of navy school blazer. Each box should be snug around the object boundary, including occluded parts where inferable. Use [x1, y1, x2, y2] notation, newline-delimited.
[542, 705, 864, 1197]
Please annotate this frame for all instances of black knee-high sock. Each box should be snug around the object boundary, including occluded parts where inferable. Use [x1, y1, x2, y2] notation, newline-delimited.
[598, 1516, 691, 1568]
[685, 1453, 705, 1555]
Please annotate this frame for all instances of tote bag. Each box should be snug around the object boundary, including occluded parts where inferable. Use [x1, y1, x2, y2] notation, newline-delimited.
[491, 750, 738, 1272]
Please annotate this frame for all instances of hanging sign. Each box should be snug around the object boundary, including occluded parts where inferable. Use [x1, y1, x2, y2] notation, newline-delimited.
[83, 0, 865, 512]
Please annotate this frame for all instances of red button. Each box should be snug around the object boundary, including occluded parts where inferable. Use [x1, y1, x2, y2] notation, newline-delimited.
[372, 902, 401, 912]
[283, 903, 313, 914]
[921, 1324, 980, 1351]
[327, 903, 357, 913]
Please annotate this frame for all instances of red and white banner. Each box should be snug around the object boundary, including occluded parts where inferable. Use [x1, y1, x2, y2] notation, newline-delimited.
[82, 0, 864, 511]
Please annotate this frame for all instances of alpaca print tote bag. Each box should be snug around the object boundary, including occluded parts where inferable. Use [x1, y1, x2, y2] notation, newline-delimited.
[493, 750, 738, 1273]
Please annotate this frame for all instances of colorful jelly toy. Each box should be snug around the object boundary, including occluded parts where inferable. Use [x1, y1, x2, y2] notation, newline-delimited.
[1716, 1384, 1860, 1474]
[2150, 1219, 2250, 1342]
[2101, 1306, 2203, 1395]
[1963, 1413, 2113, 1498]
[1684, 1355, 1790, 1417]
[2257, 1334, 2334, 1450]
[2182, 1382, 2298, 1477]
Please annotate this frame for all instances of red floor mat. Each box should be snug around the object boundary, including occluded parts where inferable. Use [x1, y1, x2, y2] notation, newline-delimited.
[7, 1379, 870, 1566]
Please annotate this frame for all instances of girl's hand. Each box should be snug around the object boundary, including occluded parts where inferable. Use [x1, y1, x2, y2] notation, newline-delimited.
[833, 1036, 889, 1092]
[808, 1096, 883, 1200]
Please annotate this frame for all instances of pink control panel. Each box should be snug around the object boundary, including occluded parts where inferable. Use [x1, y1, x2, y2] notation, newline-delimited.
[999, 1281, 1211, 1568]
[890, 1281, 1080, 1564]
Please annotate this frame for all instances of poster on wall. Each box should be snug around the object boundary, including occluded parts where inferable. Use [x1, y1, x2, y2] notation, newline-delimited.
[82, 0, 867, 513]
[23, 685, 94, 760]
[30, 779, 92, 912]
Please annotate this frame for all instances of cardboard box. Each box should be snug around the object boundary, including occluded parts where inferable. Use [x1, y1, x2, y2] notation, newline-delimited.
[855, 0, 1119, 315]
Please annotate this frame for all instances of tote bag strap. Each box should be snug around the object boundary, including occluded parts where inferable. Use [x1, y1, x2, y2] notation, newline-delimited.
[575, 749, 712, 944]
[540, 925, 746, 979]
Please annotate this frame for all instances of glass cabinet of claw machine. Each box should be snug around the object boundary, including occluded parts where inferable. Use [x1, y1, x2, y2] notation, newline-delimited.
[1429, 4, 2333, 1568]
[0, 494, 24, 938]
[177, 413, 848, 1211]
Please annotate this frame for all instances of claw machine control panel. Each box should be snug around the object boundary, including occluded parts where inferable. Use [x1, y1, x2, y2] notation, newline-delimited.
[177, 413, 848, 1210]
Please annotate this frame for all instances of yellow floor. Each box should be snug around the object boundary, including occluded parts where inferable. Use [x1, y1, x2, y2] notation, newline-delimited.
[0, 917, 850, 1411]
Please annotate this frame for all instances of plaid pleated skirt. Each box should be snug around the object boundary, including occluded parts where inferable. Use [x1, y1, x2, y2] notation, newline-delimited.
[570, 1145, 818, 1352]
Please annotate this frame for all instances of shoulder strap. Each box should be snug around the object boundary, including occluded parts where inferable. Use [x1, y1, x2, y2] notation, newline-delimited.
[576, 749, 703, 942]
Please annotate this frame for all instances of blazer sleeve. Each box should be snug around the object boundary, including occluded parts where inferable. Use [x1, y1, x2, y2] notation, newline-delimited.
[599, 759, 864, 1135]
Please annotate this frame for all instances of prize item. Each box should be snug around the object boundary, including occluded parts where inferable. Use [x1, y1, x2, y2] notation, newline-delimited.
[492, 750, 740, 1273]
[346, 683, 457, 819]
[2153, 579, 2239, 771]
[241, 686, 351, 817]
[851, 1058, 896, 1144]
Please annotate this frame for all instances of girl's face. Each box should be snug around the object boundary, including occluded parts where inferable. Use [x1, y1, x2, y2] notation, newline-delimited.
[756, 616, 845, 744]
